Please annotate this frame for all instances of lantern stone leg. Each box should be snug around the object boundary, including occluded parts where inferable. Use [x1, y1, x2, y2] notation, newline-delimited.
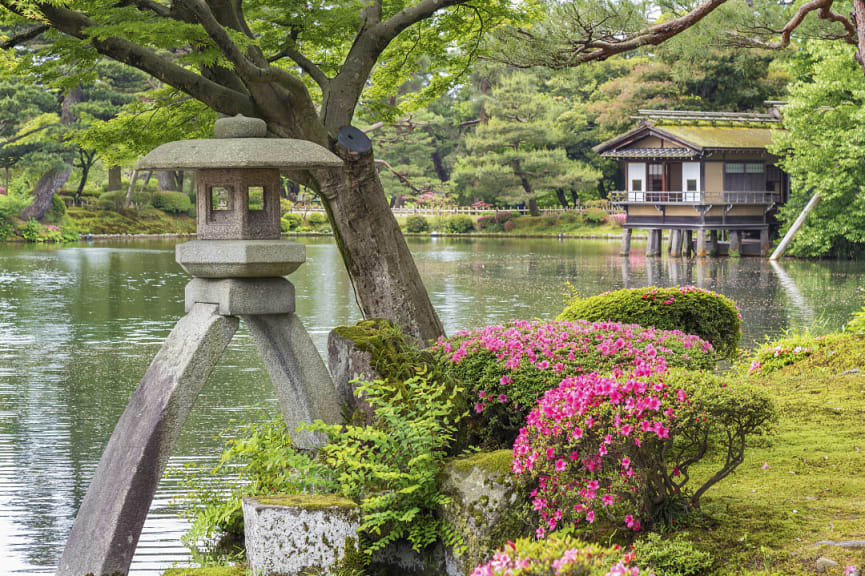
[57, 304, 238, 576]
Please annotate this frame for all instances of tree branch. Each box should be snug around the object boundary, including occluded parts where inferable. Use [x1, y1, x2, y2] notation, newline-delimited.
[374, 0, 467, 45]
[1, 24, 49, 49]
[729, 0, 857, 51]
[0, 123, 58, 146]
[115, 0, 172, 18]
[375, 158, 421, 193]
[268, 44, 330, 90]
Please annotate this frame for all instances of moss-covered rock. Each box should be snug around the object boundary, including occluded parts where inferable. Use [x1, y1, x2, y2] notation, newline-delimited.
[439, 450, 533, 575]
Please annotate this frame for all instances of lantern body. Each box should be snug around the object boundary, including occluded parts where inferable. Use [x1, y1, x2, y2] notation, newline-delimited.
[197, 168, 282, 240]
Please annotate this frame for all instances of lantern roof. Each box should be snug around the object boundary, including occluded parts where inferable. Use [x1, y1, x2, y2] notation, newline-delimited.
[135, 115, 343, 171]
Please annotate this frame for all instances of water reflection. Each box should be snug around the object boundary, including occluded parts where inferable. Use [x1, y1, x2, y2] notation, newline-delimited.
[0, 238, 862, 574]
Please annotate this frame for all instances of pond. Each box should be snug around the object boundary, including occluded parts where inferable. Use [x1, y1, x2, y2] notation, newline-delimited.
[1, 237, 862, 574]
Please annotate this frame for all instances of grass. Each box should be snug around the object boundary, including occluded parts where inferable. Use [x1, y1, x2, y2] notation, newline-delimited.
[679, 332, 865, 575]
[162, 565, 246, 576]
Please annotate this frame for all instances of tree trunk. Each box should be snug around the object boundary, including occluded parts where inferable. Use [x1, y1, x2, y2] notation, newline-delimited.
[107, 165, 123, 191]
[314, 127, 444, 345]
[431, 139, 449, 182]
[20, 166, 72, 220]
[158, 170, 181, 191]
[75, 161, 90, 200]
[554, 189, 569, 208]
[514, 159, 541, 217]
[570, 189, 580, 208]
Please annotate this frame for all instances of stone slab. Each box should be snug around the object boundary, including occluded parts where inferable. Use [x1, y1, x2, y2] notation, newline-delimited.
[136, 138, 343, 171]
[185, 277, 295, 315]
[244, 314, 342, 449]
[57, 304, 238, 576]
[243, 495, 361, 576]
[176, 240, 305, 278]
[327, 328, 380, 425]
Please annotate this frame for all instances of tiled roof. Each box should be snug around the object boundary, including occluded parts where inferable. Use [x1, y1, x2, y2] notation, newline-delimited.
[602, 147, 697, 159]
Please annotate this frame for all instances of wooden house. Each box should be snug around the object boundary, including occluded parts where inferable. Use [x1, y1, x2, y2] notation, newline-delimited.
[594, 109, 789, 257]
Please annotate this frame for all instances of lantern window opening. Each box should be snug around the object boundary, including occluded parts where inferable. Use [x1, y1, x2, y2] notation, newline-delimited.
[248, 186, 266, 212]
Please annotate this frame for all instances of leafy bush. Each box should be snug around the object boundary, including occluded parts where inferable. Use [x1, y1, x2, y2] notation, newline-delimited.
[747, 332, 817, 376]
[434, 320, 716, 447]
[513, 369, 775, 535]
[442, 215, 474, 233]
[583, 207, 608, 224]
[0, 216, 11, 241]
[847, 291, 865, 335]
[405, 215, 430, 233]
[153, 191, 192, 214]
[307, 211, 329, 226]
[558, 211, 581, 224]
[43, 194, 67, 223]
[21, 218, 41, 242]
[558, 286, 742, 359]
[280, 198, 293, 215]
[97, 190, 127, 211]
[495, 211, 516, 224]
[542, 214, 559, 227]
[281, 213, 302, 232]
[476, 215, 497, 231]
[0, 194, 28, 220]
[306, 370, 465, 553]
[503, 220, 516, 232]
[632, 533, 714, 576]
[129, 189, 154, 207]
[176, 415, 335, 541]
[471, 533, 644, 576]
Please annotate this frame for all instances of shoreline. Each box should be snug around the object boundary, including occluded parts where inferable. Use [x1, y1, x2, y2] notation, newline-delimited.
[49, 231, 638, 242]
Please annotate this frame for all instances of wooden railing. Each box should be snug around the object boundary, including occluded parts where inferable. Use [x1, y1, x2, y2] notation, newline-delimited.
[609, 190, 781, 205]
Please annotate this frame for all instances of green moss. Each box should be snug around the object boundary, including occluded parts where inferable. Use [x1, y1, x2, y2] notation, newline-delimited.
[162, 565, 246, 576]
[449, 450, 514, 478]
[256, 493, 358, 510]
[675, 361, 865, 574]
[67, 207, 196, 235]
[777, 333, 864, 376]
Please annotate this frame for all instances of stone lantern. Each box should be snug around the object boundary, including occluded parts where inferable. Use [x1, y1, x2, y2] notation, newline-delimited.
[57, 116, 344, 576]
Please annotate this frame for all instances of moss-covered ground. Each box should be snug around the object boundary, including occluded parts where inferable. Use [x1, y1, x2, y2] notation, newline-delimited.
[395, 213, 625, 237]
[67, 206, 196, 235]
[162, 565, 246, 576]
[682, 333, 865, 575]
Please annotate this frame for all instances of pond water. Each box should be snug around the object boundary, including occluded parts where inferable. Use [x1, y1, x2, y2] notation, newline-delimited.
[0, 237, 862, 574]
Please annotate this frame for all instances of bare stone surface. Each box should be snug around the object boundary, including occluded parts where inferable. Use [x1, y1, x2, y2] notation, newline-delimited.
[176, 240, 305, 278]
[135, 137, 343, 171]
[243, 495, 361, 576]
[185, 277, 295, 315]
[196, 168, 283, 240]
[214, 114, 267, 139]
[816, 556, 839, 573]
[816, 540, 865, 549]
[57, 304, 238, 576]
[245, 314, 342, 448]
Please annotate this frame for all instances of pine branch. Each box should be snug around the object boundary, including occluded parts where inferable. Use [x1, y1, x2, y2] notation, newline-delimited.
[0, 24, 49, 49]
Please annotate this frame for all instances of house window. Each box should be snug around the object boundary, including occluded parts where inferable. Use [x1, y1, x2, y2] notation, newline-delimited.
[725, 161, 765, 191]
[686, 179, 698, 192]
[631, 179, 642, 192]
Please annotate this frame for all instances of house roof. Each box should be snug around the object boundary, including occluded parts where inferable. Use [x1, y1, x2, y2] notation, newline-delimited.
[593, 121, 779, 157]
[603, 147, 697, 159]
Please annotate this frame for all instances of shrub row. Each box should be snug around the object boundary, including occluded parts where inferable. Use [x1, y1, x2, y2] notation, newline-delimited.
[558, 286, 742, 359]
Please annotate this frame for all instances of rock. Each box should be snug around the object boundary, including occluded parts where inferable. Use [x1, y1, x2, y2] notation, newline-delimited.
[838, 368, 861, 376]
[243, 494, 363, 576]
[816, 540, 865, 549]
[816, 556, 839, 573]
[439, 450, 532, 576]
[327, 321, 389, 424]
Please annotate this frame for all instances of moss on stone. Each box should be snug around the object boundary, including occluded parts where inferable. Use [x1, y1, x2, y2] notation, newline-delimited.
[162, 565, 246, 576]
[256, 493, 358, 510]
[448, 450, 514, 478]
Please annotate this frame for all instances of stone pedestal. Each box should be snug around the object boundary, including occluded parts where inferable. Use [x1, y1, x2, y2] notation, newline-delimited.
[619, 229, 632, 256]
[729, 231, 741, 258]
[243, 495, 362, 576]
[669, 229, 682, 257]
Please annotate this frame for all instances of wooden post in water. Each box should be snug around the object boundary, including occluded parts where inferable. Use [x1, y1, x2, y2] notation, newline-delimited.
[760, 228, 771, 256]
[709, 230, 719, 257]
[729, 230, 741, 258]
[670, 229, 682, 257]
[685, 230, 694, 258]
[696, 229, 708, 258]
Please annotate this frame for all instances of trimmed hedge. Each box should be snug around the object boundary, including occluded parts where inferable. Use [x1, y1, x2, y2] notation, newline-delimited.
[405, 215, 429, 233]
[97, 190, 127, 211]
[152, 191, 192, 214]
[557, 286, 741, 359]
[307, 211, 329, 226]
[441, 214, 474, 233]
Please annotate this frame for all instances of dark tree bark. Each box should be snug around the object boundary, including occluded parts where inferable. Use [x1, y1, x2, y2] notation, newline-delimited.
[431, 138, 449, 182]
[313, 128, 444, 344]
[75, 149, 97, 200]
[107, 165, 123, 190]
[158, 170, 182, 191]
[513, 158, 541, 216]
[570, 189, 580, 207]
[554, 189, 569, 208]
[20, 166, 72, 220]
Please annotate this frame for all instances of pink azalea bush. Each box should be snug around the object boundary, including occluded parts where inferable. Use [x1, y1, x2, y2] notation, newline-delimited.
[513, 369, 775, 535]
[434, 320, 715, 447]
[471, 534, 649, 576]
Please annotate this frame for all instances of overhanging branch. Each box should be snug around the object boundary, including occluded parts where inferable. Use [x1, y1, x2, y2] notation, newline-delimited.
[1, 24, 49, 48]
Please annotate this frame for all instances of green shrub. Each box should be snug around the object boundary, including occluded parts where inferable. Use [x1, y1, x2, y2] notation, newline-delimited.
[633, 533, 715, 576]
[21, 218, 41, 242]
[153, 191, 192, 214]
[472, 534, 640, 575]
[306, 211, 329, 226]
[558, 285, 742, 359]
[280, 198, 293, 216]
[0, 216, 11, 241]
[42, 194, 67, 223]
[129, 189, 154, 207]
[746, 331, 819, 376]
[405, 215, 430, 233]
[847, 291, 865, 335]
[442, 215, 474, 233]
[281, 213, 302, 232]
[583, 207, 607, 224]
[542, 214, 558, 227]
[0, 194, 28, 220]
[558, 211, 581, 224]
[97, 190, 127, 211]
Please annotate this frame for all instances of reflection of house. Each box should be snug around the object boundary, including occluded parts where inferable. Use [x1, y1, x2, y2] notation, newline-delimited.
[594, 108, 789, 257]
